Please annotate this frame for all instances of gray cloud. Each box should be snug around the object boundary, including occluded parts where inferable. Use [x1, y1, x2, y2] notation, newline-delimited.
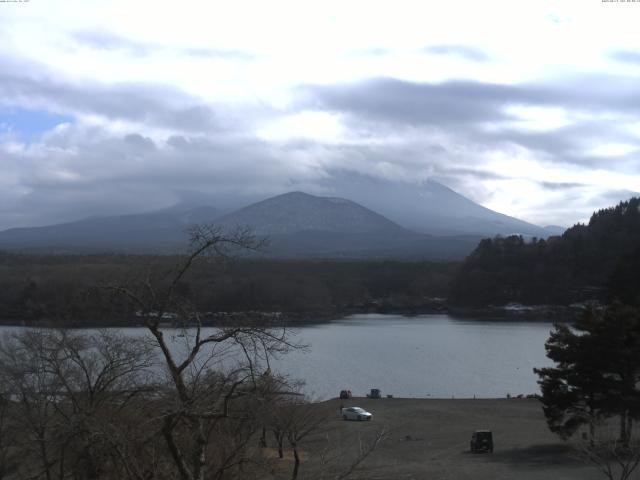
[539, 181, 585, 190]
[1, 129, 314, 229]
[595, 188, 640, 206]
[72, 30, 152, 56]
[439, 168, 510, 181]
[182, 47, 256, 60]
[303, 78, 445, 123]
[424, 44, 490, 62]
[0, 54, 288, 228]
[301, 78, 555, 126]
[0, 57, 237, 133]
[609, 50, 640, 65]
[72, 30, 257, 61]
[303, 75, 640, 125]
[1, 52, 639, 231]
[299, 76, 640, 168]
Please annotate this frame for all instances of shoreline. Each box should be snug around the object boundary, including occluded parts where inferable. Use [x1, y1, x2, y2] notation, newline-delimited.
[0, 303, 584, 328]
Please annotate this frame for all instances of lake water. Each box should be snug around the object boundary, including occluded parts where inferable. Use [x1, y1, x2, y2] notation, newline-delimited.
[270, 314, 555, 399]
[0, 314, 556, 400]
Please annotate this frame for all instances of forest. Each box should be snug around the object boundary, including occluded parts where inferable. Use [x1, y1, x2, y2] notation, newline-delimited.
[0, 251, 456, 326]
[449, 197, 640, 308]
[2, 197, 639, 327]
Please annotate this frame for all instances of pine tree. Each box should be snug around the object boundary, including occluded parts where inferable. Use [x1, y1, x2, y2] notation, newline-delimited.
[535, 304, 640, 443]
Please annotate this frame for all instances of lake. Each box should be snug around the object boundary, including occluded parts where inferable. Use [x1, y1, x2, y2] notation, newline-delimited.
[270, 314, 555, 399]
[0, 313, 556, 400]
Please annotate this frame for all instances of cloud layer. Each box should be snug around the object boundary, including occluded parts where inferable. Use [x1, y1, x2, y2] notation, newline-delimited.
[1, 0, 639, 230]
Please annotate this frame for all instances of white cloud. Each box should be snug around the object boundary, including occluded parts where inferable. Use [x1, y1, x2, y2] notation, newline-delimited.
[257, 111, 344, 142]
[587, 143, 638, 157]
[1, 0, 640, 229]
[500, 105, 573, 132]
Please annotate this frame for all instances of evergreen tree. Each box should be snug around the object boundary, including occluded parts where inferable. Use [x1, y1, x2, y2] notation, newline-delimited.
[535, 304, 640, 443]
[451, 197, 640, 307]
[534, 320, 606, 441]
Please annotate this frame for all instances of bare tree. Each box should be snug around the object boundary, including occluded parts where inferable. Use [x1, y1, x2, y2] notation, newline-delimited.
[263, 395, 329, 480]
[315, 428, 388, 480]
[285, 400, 329, 480]
[107, 225, 300, 480]
[0, 330, 65, 480]
[265, 392, 387, 480]
[574, 424, 640, 480]
[0, 225, 303, 480]
[0, 388, 19, 479]
[0, 328, 162, 480]
[39, 330, 157, 479]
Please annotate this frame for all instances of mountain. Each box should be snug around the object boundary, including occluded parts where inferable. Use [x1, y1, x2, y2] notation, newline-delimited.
[323, 172, 563, 237]
[0, 192, 480, 259]
[215, 191, 405, 235]
[213, 191, 481, 259]
[0, 179, 564, 258]
[0, 204, 221, 253]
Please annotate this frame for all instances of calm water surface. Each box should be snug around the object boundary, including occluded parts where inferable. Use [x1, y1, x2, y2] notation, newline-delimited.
[270, 314, 555, 399]
[0, 314, 555, 399]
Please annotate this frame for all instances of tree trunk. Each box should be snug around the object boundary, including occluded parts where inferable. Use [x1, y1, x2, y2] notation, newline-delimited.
[589, 405, 595, 448]
[259, 426, 267, 448]
[190, 418, 207, 480]
[37, 432, 53, 480]
[620, 410, 630, 447]
[162, 416, 193, 480]
[273, 431, 284, 458]
[291, 442, 300, 480]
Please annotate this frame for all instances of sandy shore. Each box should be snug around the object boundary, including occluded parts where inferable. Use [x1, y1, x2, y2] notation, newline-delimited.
[267, 397, 604, 480]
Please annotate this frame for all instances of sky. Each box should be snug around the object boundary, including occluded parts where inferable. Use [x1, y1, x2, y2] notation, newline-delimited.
[1, 0, 640, 230]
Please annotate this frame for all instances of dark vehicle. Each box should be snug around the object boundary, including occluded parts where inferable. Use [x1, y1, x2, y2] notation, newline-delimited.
[339, 390, 352, 399]
[470, 430, 493, 453]
[367, 388, 381, 399]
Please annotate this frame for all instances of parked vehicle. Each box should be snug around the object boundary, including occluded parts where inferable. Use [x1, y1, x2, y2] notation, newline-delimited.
[470, 430, 493, 453]
[367, 388, 381, 399]
[341, 407, 372, 421]
[339, 390, 352, 399]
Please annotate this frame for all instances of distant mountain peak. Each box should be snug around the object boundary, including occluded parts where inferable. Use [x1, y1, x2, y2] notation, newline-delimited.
[0, 181, 558, 259]
[217, 191, 405, 236]
[318, 171, 554, 237]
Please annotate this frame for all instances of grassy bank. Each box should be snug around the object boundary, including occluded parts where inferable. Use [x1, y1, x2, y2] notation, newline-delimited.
[265, 398, 603, 480]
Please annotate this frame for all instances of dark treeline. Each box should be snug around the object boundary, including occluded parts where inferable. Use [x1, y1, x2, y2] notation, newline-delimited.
[0, 252, 457, 326]
[4, 197, 639, 326]
[450, 197, 640, 307]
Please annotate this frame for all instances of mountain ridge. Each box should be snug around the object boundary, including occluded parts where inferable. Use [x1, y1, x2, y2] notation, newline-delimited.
[323, 173, 560, 237]
[215, 191, 408, 236]
[0, 183, 562, 258]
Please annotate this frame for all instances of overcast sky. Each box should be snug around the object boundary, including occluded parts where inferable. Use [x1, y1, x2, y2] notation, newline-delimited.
[1, 0, 640, 230]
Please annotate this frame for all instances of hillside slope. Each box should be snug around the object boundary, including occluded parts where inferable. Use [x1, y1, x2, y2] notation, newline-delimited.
[0, 204, 221, 252]
[450, 197, 640, 306]
[0, 191, 481, 259]
[325, 172, 559, 236]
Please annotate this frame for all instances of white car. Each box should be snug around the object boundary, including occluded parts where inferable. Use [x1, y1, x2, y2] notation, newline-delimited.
[341, 406, 373, 421]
